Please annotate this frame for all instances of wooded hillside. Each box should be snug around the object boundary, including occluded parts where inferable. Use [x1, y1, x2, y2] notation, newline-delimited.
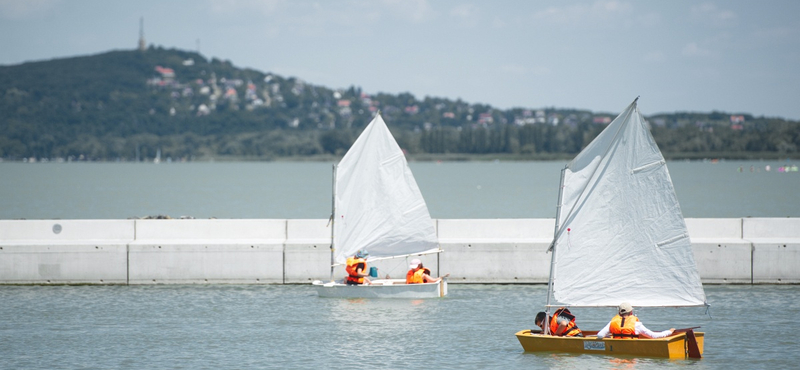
[1, 47, 797, 161]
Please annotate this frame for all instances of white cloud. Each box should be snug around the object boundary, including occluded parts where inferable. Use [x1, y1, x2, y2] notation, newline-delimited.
[0, 0, 60, 19]
[643, 50, 664, 62]
[449, 3, 480, 27]
[754, 26, 798, 40]
[682, 42, 714, 57]
[691, 3, 737, 27]
[207, 0, 285, 16]
[690, 66, 721, 79]
[380, 0, 434, 22]
[501, 63, 526, 75]
[635, 11, 661, 27]
[450, 3, 477, 18]
[592, 0, 630, 14]
[491, 17, 506, 29]
[532, 0, 632, 25]
[204, 0, 432, 38]
[500, 64, 550, 77]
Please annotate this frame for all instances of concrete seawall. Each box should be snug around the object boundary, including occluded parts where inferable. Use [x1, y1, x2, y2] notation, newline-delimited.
[1, 218, 798, 285]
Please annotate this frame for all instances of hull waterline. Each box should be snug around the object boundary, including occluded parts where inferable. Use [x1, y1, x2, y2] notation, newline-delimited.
[312, 279, 447, 298]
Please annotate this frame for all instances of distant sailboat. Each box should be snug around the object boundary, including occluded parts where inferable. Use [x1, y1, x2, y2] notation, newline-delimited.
[312, 113, 446, 298]
[154, 148, 161, 164]
[516, 98, 708, 359]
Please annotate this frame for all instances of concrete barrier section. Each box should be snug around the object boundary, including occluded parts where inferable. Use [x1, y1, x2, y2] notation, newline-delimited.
[685, 218, 742, 240]
[284, 219, 332, 283]
[686, 218, 752, 284]
[751, 243, 800, 284]
[743, 218, 800, 283]
[742, 217, 800, 240]
[690, 243, 753, 284]
[438, 219, 553, 283]
[128, 219, 285, 284]
[0, 220, 132, 284]
[2, 217, 799, 285]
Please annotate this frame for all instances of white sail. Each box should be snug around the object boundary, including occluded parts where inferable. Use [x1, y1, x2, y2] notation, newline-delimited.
[550, 98, 707, 307]
[332, 113, 439, 264]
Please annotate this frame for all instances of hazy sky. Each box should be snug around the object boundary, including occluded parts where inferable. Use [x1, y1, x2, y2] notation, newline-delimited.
[1, 0, 798, 119]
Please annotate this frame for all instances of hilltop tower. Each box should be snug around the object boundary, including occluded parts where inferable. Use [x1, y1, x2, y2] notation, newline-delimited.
[138, 17, 146, 51]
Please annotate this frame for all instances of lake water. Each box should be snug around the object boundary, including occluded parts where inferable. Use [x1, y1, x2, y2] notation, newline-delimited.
[0, 160, 798, 220]
[1, 284, 799, 369]
[2, 160, 799, 368]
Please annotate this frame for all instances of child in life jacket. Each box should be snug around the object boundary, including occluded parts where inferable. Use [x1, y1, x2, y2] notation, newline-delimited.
[405, 259, 449, 284]
[345, 250, 371, 285]
[535, 308, 583, 337]
[596, 302, 675, 339]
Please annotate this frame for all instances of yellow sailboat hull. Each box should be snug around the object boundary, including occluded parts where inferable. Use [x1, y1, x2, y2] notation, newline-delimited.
[515, 330, 704, 359]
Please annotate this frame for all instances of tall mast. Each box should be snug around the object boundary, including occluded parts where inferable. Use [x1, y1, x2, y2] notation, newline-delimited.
[329, 163, 337, 282]
[544, 166, 567, 334]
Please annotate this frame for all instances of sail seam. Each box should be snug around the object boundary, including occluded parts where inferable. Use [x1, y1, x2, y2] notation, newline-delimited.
[656, 233, 688, 247]
[632, 160, 665, 174]
[380, 153, 403, 165]
[402, 203, 425, 215]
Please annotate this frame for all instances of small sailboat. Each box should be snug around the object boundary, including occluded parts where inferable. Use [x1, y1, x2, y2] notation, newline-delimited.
[515, 98, 708, 359]
[312, 113, 446, 298]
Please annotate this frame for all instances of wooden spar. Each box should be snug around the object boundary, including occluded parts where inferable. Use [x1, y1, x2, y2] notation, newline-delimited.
[673, 326, 701, 333]
[330, 249, 442, 267]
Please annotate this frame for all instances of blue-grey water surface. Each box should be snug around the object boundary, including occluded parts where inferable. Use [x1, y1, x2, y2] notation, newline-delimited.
[1, 284, 798, 369]
[2, 160, 799, 369]
[1, 160, 798, 219]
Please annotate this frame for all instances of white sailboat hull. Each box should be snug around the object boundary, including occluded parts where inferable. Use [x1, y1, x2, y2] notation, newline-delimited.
[312, 278, 447, 298]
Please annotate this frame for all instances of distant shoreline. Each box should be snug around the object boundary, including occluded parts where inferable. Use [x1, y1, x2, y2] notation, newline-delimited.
[2, 151, 798, 163]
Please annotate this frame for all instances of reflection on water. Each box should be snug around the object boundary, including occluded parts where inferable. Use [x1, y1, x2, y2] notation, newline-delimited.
[2, 284, 798, 369]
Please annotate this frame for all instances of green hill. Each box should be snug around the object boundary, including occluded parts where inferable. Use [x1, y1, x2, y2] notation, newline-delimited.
[1, 47, 797, 161]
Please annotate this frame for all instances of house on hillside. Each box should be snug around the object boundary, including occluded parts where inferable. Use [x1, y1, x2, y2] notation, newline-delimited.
[155, 66, 175, 80]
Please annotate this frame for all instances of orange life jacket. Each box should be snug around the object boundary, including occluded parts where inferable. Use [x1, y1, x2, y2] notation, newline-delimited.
[406, 268, 420, 284]
[550, 307, 582, 337]
[406, 267, 430, 284]
[609, 314, 639, 339]
[345, 257, 367, 284]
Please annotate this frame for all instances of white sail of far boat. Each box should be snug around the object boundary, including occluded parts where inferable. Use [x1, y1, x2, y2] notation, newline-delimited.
[332, 113, 439, 264]
[547, 97, 707, 308]
[314, 113, 445, 298]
